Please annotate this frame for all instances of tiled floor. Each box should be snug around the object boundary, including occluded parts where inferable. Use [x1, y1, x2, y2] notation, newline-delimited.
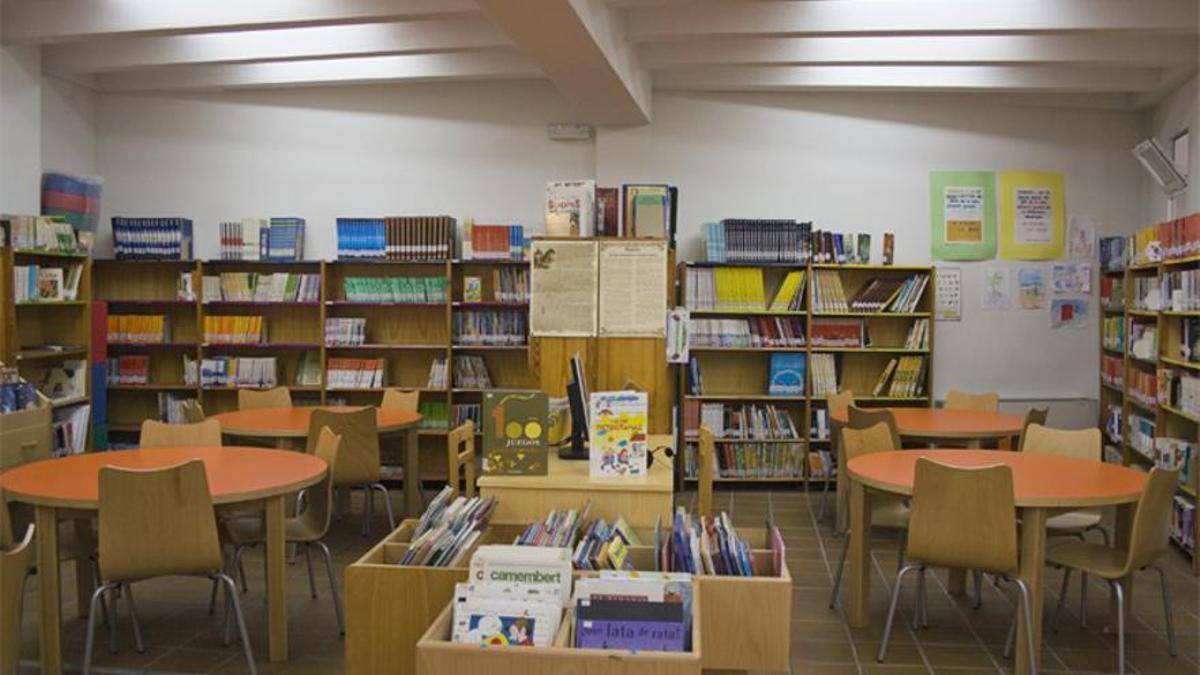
[15, 487, 1199, 673]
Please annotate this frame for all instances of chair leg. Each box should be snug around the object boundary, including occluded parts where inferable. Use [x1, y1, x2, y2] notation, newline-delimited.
[233, 544, 249, 593]
[215, 573, 257, 675]
[877, 563, 922, 663]
[1052, 567, 1071, 633]
[90, 557, 110, 629]
[816, 476, 828, 522]
[373, 483, 396, 531]
[895, 529, 906, 572]
[828, 529, 851, 609]
[107, 583, 120, 656]
[1080, 572, 1088, 629]
[1004, 607, 1016, 660]
[1152, 564, 1178, 656]
[912, 568, 926, 631]
[83, 582, 119, 675]
[124, 582, 146, 654]
[304, 542, 318, 599]
[972, 570, 984, 609]
[1110, 579, 1126, 675]
[315, 540, 345, 636]
[361, 486, 373, 537]
[1011, 576, 1038, 675]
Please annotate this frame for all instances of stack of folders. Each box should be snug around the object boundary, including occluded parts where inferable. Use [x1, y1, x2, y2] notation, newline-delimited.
[400, 485, 498, 567]
[108, 315, 170, 344]
[106, 356, 149, 385]
[203, 316, 265, 344]
[452, 355, 493, 388]
[418, 401, 449, 431]
[208, 273, 320, 303]
[452, 311, 528, 346]
[572, 516, 644, 571]
[324, 318, 367, 346]
[452, 546, 571, 647]
[809, 354, 838, 397]
[195, 357, 278, 389]
[218, 219, 266, 260]
[264, 217, 306, 261]
[688, 317, 806, 348]
[703, 219, 812, 263]
[515, 503, 592, 549]
[811, 270, 850, 313]
[325, 358, 384, 389]
[574, 571, 693, 652]
[112, 217, 194, 260]
[426, 358, 449, 389]
[462, 222, 527, 260]
[342, 276, 447, 303]
[334, 218, 388, 259]
[904, 319, 930, 350]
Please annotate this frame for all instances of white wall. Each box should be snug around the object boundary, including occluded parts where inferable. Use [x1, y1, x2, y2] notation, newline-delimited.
[1141, 74, 1198, 223]
[41, 74, 98, 179]
[598, 91, 1144, 399]
[0, 43, 42, 212]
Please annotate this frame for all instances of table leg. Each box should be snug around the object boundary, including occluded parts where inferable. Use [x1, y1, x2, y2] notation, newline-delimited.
[35, 505, 62, 675]
[275, 437, 293, 451]
[1015, 507, 1047, 675]
[72, 517, 96, 618]
[848, 479, 872, 628]
[403, 427, 421, 517]
[1110, 503, 1135, 631]
[265, 495, 288, 662]
[998, 436, 1013, 451]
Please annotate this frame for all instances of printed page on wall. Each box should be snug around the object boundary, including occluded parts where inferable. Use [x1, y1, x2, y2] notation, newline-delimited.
[1017, 267, 1047, 309]
[999, 171, 1066, 260]
[935, 267, 962, 321]
[930, 171, 997, 261]
[981, 266, 1012, 310]
[598, 240, 668, 337]
[530, 239, 598, 336]
[1066, 216, 1096, 260]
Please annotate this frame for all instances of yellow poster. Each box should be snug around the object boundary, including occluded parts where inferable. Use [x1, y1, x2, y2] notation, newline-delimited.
[999, 171, 1065, 260]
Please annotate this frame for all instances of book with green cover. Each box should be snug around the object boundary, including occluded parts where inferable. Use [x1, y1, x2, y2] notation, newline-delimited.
[482, 390, 549, 475]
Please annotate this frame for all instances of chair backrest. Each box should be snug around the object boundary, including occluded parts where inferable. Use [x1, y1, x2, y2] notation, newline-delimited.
[295, 427, 341, 541]
[696, 425, 715, 518]
[179, 399, 206, 423]
[447, 421, 477, 500]
[907, 458, 1019, 575]
[98, 460, 223, 581]
[1, 519, 34, 675]
[1125, 466, 1182, 572]
[1019, 423, 1100, 460]
[846, 406, 901, 450]
[1016, 407, 1049, 450]
[839, 422, 896, 462]
[381, 388, 420, 412]
[237, 386, 292, 411]
[304, 407, 380, 486]
[826, 390, 855, 418]
[139, 419, 222, 448]
[945, 390, 1000, 412]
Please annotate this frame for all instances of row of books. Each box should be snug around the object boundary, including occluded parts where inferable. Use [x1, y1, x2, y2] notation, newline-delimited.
[1132, 276, 1160, 311]
[685, 267, 768, 312]
[1129, 321, 1157, 361]
[904, 318, 931, 350]
[1182, 317, 1200, 362]
[452, 547, 569, 648]
[1102, 316, 1125, 352]
[154, 393, 195, 424]
[335, 216, 456, 260]
[201, 272, 320, 303]
[418, 400, 449, 431]
[873, 355, 928, 398]
[461, 222, 528, 260]
[1173, 496, 1195, 552]
[451, 403, 481, 427]
[686, 401, 801, 441]
[451, 355, 492, 389]
[106, 356, 150, 385]
[810, 270, 849, 313]
[1161, 269, 1200, 311]
[52, 404, 90, 457]
[402, 486, 497, 567]
[463, 267, 529, 304]
[1160, 368, 1200, 418]
[1100, 275, 1125, 310]
[342, 275, 448, 304]
[112, 217, 194, 260]
[1101, 354, 1124, 389]
[811, 318, 867, 348]
[1100, 235, 1129, 272]
[108, 315, 170, 344]
[326, 358, 385, 389]
[663, 509, 773, 577]
[808, 448, 835, 479]
[3, 215, 83, 253]
[194, 356, 278, 389]
[1129, 413, 1156, 460]
[702, 219, 812, 263]
[545, 180, 675, 240]
[809, 353, 838, 397]
[12, 264, 83, 302]
[1153, 212, 1200, 262]
[515, 505, 591, 548]
[203, 315, 266, 344]
[1155, 437, 1195, 490]
[687, 317, 806, 349]
[324, 318, 367, 346]
[223, 217, 306, 261]
[218, 219, 266, 260]
[1128, 367, 1157, 408]
[452, 311, 528, 346]
[571, 515, 643, 571]
[685, 441, 806, 480]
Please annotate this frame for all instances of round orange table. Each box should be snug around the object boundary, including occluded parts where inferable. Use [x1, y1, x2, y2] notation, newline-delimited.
[0, 447, 327, 673]
[829, 407, 1026, 446]
[209, 405, 423, 515]
[845, 450, 1147, 675]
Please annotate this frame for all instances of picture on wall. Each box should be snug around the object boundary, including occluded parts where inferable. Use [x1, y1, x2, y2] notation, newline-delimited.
[999, 171, 1066, 260]
[930, 171, 997, 261]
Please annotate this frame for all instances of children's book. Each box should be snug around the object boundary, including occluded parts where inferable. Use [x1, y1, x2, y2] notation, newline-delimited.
[588, 390, 649, 478]
[767, 353, 806, 396]
[482, 390, 549, 475]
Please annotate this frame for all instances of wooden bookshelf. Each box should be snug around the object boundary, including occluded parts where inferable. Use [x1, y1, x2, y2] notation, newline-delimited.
[676, 261, 935, 486]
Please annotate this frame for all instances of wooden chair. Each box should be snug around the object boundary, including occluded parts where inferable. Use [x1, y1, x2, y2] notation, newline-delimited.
[381, 388, 420, 412]
[236, 386, 292, 411]
[85, 461, 254, 674]
[139, 419, 222, 448]
[1020, 424, 1108, 540]
[829, 422, 911, 609]
[1015, 407, 1049, 451]
[1, 508, 34, 675]
[180, 399, 206, 423]
[836, 406, 902, 531]
[225, 428, 345, 636]
[1040, 467, 1180, 674]
[304, 407, 394, 535]
[446, 421, 477, 500]
[696, 425, 715, 519]
[817, 390, 854, 522]
[878, 459, 1035, 671]
[944, 389, 1000, 412]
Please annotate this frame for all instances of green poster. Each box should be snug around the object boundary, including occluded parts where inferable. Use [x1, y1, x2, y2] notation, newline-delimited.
[930, 171, 997, 261]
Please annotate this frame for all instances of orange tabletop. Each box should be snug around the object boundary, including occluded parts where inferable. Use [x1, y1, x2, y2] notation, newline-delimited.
[830, 407, 1025, 440]
[0, 446, 328, 509]
[847, 449, 1146, 508]
[210, 405, 421, 439]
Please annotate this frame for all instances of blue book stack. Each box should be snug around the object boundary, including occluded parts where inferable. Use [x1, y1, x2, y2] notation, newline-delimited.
[264, 217, 305, 261]
[111, 217, 194, 260]
[768, 353, 806, 396]
[336, 218, 388, 259]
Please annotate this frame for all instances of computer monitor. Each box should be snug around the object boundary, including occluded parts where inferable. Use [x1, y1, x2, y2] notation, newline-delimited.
[559, 353, 590, 460]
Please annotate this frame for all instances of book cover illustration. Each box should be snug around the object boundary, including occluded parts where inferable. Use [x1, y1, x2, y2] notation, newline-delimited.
[575, 599, 686, 652]
[482, 390, 549, 475]
[588, 390, 649, 478]
[463, 276, 483, 303]
[465, 614, 536, 646]
[768, 353, 806, 396]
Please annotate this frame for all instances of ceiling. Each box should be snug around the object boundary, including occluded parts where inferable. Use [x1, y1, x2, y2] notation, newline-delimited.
[5, 0, 1197, 125]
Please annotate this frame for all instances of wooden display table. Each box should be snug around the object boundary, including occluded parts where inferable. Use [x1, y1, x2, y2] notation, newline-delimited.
[210, 405, 423, 515]
[0, 446, 327, 673]
[477, 434, 674, 527]
[847, 449, 1146, 675]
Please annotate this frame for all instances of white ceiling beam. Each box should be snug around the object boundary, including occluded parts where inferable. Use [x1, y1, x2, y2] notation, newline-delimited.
[43, 18, 509, 74]
[94, 51, 540, 92]
[3, 0, 478, 45]
[628, 0, 1199, 41]
[654, 65, 1166, 93]
[643, 35, 1199, 69]
[475, 0, 651, 125]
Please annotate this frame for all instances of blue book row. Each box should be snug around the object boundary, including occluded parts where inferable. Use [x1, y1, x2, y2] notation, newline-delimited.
[264, 217, 305, 261]
[111, 217, 194, 260]
[336, 218, 388, 259]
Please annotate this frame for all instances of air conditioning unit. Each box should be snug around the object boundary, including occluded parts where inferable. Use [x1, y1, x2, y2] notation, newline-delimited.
[1133, 137, 1187, 197]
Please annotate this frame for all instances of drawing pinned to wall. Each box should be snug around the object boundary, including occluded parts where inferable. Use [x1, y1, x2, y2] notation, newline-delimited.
[1017, 268, 1047, 309]
[935, 267, 962, 321]
[1052, 263, 1092, 294]
[1050, 299, 1088, 329]
[1066, 216, 1096, 260]
[981, 266, 1012, 310]
[930, 171, 997, 260]
[999, 171, 1065, 260]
